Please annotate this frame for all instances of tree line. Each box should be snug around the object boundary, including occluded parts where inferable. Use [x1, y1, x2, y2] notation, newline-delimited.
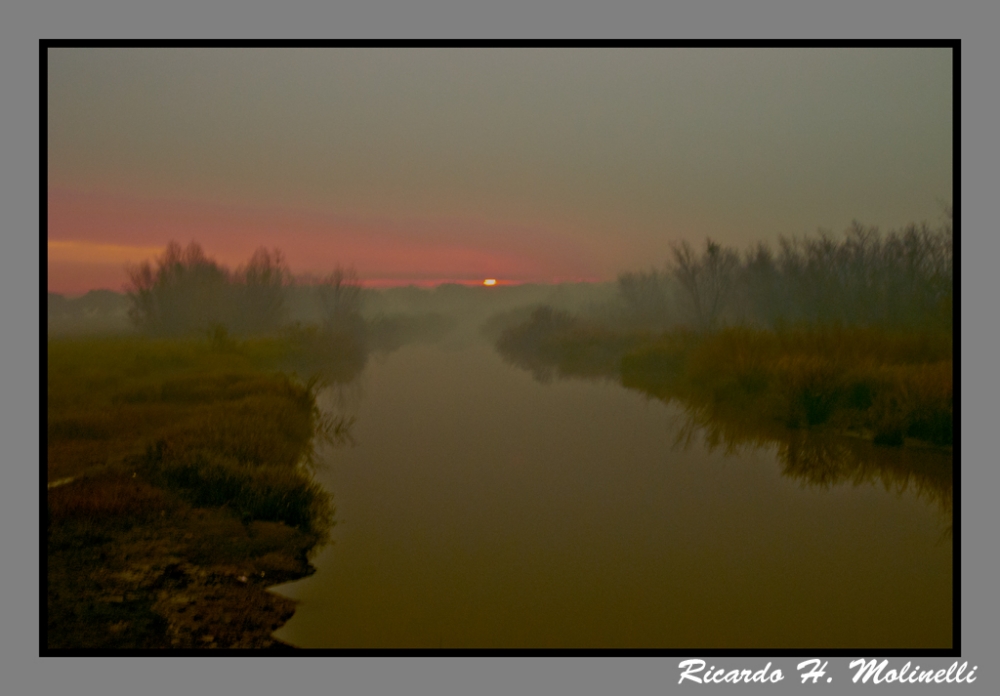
[613, 215, 953, 332]
[124, 241, 363, 337]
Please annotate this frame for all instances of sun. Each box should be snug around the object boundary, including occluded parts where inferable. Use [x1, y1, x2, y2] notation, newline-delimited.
[483, 278, 497, 286]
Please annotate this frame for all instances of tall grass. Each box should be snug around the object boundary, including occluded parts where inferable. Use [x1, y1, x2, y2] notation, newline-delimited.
[137, 443, 332, 533]
[621, 325, 953, 446]
[494, 315, 952, 447]
[46, 332, 358, 649]
[495, 214, 954, 449]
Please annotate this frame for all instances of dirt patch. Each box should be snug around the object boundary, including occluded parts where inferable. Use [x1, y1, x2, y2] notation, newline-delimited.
[47, 498, 322, 649]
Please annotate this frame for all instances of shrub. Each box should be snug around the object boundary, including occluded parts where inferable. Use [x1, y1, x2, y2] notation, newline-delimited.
[125, 242, 294, 337]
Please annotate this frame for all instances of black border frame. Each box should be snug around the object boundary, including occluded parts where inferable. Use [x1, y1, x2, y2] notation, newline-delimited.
[40, 38, 961, 658]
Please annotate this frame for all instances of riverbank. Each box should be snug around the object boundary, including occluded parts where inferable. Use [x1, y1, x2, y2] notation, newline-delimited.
[496, 310, 953, 449]
[621, 325, 953, 448]
[46, 334, 353, 649]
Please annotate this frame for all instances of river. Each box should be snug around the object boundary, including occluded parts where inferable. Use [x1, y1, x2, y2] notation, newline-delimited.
[270, 336, 952, 649]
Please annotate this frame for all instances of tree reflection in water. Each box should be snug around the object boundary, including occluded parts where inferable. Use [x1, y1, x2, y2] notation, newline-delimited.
[667, 397, 952, 530]
[495, 326, 953, 534]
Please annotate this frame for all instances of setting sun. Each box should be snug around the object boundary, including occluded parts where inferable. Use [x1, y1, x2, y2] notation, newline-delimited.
[43, 44, 955, 656]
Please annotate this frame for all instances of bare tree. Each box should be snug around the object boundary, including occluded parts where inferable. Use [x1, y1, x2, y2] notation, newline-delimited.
[616, 209, 952, 332]
[124, 241, 231, 335]
[317, 266, 365, 333]
[234, 247, 290, 334]
[669, 238, 740, 331]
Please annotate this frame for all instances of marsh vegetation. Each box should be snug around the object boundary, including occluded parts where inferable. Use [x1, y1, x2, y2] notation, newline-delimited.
[47, 216, 955, 649]
[495, 218, 953, 449]
[46, 334, 350, 648]
[491, 219, 954, 549]
[46, 242, 451, 649]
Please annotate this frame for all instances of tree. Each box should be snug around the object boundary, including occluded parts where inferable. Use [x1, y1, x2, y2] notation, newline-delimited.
[233, 247, 290, 334]
[669, 238, 740, 331]
[125, 241, 232, 335]
[739, 242, 781, 326]
[316, 266, 365, 335]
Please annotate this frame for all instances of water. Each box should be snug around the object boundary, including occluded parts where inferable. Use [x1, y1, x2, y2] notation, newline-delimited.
[271, 339, 952, 649]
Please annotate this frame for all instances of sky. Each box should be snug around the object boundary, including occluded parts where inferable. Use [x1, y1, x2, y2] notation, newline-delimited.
[47, 46, 953, 294]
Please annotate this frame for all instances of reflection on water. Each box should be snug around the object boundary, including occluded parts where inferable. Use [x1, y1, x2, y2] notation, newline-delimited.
[499, 325, 953, 528]
[667, 401, 953, 527]
[313, 381, 364, 451]
[272, 339, 952, 649]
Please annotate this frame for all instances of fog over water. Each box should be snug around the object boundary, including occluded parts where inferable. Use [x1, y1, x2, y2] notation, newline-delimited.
[45, 252, 954, 648]
[271, 335, 951, 649]
[45, 46, 954, 650]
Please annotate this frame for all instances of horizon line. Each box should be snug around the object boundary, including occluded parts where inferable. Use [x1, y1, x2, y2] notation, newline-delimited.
[48, 275, 610, 297]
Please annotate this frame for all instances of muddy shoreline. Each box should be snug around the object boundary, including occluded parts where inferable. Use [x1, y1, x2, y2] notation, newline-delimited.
[46, 493, 325, 650]
[46, 336, 347, 651]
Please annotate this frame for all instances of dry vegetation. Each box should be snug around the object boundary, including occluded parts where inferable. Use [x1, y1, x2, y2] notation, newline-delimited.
[495, 218, 954, 450]
[46, 334, 351, 649]
[621, 326, 953, 447]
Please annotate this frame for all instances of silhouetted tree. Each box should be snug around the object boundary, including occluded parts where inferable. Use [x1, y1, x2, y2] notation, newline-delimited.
[233, 247, 290, 334]
[125, 241, 232, 335]
[670, 238, 740, 331]
[737, 242, 782, 326]
[770, 220, 952, 329]
[317, 266, 366, 339]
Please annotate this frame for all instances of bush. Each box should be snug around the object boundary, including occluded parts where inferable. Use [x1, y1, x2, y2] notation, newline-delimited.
[232, 248, 290, 334]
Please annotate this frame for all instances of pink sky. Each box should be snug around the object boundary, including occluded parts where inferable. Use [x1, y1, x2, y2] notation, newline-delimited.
[46, 48, 952, 296]
[47, 188, 601, 295]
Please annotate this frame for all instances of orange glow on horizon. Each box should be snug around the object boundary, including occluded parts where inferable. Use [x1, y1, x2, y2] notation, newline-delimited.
[483, 278, 497, 286]
[48, 240, 166, 264]
[46, 189, 607, 294]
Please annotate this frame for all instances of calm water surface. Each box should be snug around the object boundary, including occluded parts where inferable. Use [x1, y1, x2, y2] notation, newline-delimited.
[271, 339, 952, 649]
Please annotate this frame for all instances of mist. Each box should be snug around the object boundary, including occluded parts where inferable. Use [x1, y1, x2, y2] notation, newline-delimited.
[46, 46, 954, 651]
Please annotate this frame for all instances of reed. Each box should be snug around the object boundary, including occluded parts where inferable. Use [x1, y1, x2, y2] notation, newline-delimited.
[621, 325, 953, 446]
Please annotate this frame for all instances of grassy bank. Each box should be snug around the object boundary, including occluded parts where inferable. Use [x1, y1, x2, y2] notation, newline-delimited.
[621, 325, 953, 447]
[47, 334, 351, 649]
[494, 311, 953, 520]
[633, 327, 955, 520]
[496, 309, 953, 448]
